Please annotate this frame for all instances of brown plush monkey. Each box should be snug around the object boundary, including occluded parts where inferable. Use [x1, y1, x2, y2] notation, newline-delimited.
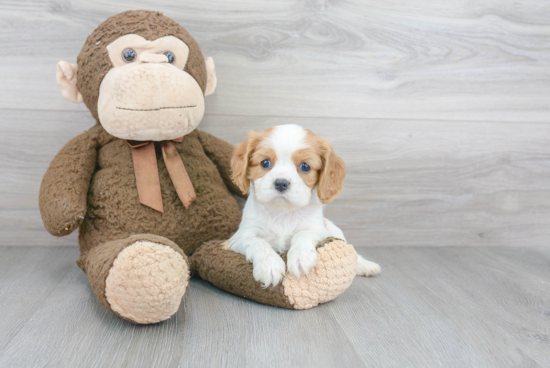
[40, 10, 357, 324]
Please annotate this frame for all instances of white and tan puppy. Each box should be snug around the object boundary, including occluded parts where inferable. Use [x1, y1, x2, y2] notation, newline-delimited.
[226, 124, 380, 287]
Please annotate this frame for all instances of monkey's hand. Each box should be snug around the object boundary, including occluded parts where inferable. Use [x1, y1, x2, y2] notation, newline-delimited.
[39, 129, 98, 236]
[197, 130, 247, 199]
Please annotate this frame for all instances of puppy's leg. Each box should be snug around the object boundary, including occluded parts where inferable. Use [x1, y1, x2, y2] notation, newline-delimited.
[287, 230, 324, 278]
[230, 236, 286, 288]
[324, 218, 347, 241]
[357, 254, 381, 277]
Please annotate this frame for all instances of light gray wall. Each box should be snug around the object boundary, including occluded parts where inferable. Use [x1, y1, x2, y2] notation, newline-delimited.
[1, 0, 549, 246]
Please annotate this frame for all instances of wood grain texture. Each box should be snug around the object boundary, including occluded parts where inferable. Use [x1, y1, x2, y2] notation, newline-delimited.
[0, 0, 549, 121]
[331, 247, 550, 367]
[1, 0, 549, 247]
[0, 247, 75, 352]
[0, 246, 548, 367]
[2, 109, 549, 247]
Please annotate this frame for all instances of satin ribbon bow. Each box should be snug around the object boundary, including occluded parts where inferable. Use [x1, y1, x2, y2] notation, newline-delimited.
[127, 137, 196, 213]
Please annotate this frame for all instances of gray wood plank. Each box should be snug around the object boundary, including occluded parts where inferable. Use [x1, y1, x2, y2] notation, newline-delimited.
[0, 246, 548, 367]
[3, 109, 550, 247]
[0, 1, 549, 121]
[0, 246, 77, 352]
[330, 247, 550, 367]
[0, 252, 364, 368]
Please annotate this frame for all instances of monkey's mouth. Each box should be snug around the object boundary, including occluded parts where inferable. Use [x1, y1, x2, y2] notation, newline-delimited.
[116, 105, 196, 112]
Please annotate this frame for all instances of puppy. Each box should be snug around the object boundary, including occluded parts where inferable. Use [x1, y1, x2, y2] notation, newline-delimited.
[226, 124, 380, 287]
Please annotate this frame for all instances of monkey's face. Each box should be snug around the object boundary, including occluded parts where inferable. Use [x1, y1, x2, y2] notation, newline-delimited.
[95, 34, 204, 141]
[57, 23, 217, 142]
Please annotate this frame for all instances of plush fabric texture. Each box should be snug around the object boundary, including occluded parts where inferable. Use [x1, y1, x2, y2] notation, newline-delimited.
[190, 237, 357, 309]
[105, 241, 189, 324]
[282, 238, 358, 309]
[76, 234, 187, 323]
[190, 240, 294, 308]
[77, 10, 207, 122]
[197, 130, 245, 198]
[128, 138, 196, 212]
[97, 60, 206, 141]
[39, 128, 99, 236]
[39, 8, 250, 320]
[41, 123, 242, 323]
[62, 125, 243, 256]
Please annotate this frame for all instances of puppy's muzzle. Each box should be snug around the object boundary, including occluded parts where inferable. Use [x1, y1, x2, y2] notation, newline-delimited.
[274, 179, 290, 192]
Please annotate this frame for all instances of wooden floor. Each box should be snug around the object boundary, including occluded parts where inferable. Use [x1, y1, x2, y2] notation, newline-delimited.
[0, 246, 548, 368]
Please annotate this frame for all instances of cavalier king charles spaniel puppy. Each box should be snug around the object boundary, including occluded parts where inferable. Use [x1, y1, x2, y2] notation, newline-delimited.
[225, 124, 380, 287]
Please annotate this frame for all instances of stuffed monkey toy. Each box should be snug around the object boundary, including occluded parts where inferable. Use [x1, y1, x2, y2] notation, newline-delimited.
[40, 10, 357, 324]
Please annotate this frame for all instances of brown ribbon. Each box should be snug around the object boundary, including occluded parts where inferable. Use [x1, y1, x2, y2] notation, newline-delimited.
[127, 137, 196, 213]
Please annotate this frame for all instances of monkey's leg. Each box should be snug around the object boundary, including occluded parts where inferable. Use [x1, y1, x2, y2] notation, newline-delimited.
[77, 234, 189, 324]
[190, 237, 357, 309]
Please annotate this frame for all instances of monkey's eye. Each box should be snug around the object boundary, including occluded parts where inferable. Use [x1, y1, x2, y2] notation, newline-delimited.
[122, 48, 137, 63]
[261, 159, 271, 169]
[163, 51, 175, 64]
[299, 162, 311, 172]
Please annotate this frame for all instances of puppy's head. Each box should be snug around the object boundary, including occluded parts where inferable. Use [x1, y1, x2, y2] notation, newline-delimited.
[231, 124, 345, 209]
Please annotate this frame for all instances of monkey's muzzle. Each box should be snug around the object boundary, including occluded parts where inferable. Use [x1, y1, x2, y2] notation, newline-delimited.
[97, 63, 205, 141]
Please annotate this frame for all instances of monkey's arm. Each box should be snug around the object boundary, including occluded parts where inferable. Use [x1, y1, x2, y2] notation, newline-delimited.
[196, 130, 246, 198]
[39, 129, 98, 236]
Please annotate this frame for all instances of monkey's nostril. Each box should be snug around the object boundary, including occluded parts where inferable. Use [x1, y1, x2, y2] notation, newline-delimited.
[274, 179, 290, 192]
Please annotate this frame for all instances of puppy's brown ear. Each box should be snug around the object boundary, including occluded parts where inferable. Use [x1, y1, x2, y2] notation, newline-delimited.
[231, 131, 258, 195]
[317, 140, 346, 204]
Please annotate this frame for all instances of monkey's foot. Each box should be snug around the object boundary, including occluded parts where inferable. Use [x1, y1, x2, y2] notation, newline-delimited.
[280, 238, 358, 309]
[78, 234, 189, 324]
[190, 237, 357, 310]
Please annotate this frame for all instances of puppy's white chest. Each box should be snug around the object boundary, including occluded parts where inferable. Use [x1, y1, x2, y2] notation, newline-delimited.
[261, 221, 298, 253]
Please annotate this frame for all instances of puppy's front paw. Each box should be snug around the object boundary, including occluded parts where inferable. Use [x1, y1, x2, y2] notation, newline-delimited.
[253, 253, 286, 288]
[357, 256, 381, 277]
[287, 247, 318, 278]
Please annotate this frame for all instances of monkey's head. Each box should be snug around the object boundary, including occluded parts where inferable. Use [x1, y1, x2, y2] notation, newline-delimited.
[56, 10, 216, 141]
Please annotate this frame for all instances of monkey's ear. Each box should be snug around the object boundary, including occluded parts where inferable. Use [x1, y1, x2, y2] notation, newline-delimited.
[204, 57, 217, 97]
[56, 61, 83, 103]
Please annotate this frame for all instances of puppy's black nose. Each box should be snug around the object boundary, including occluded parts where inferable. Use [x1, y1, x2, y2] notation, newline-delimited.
[274, 179, 290, 192]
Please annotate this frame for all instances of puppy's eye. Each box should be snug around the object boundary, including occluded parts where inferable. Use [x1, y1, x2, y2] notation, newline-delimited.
[122, 48, 137, 63]
[299, 162, 311, 172]
[261, 159, 271, 169]
[163, 51, 175, 64]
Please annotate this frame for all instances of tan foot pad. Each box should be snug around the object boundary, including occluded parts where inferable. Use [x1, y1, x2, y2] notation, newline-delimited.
[282, 239, 358, 309]
[105, 241, 189, 324]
